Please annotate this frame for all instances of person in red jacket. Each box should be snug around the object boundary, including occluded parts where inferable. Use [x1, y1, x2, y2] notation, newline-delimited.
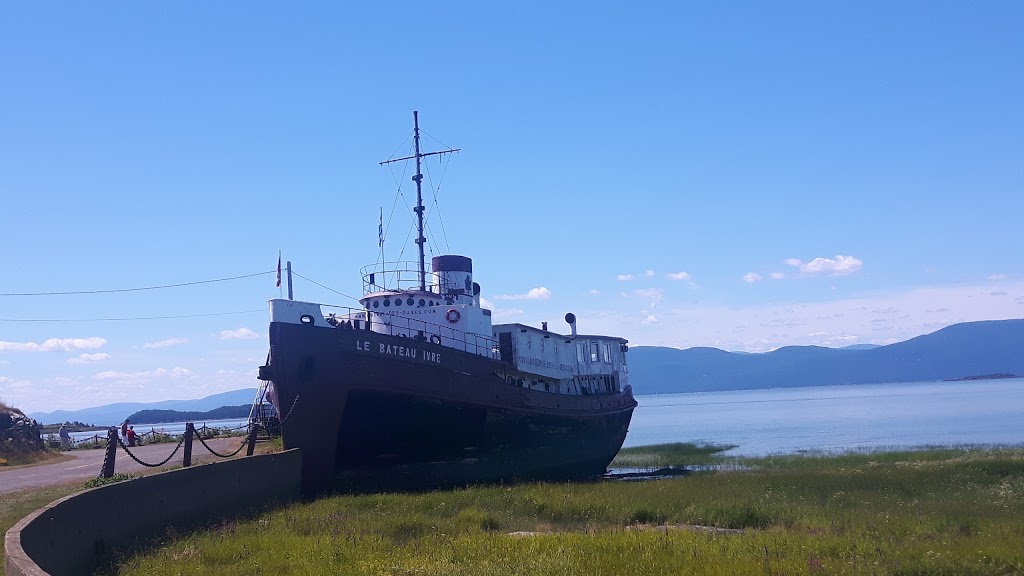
[125, 426, 138, 447]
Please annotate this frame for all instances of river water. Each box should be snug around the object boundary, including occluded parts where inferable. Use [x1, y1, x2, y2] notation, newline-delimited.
[625, 378, 1024, 456]
[67, 418, 249, 444]
[63, 380, 1024, 455]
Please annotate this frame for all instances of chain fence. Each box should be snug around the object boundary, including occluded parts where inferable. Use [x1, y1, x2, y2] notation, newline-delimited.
[99, 420, 262, 478]
[115, 435, 187, 468]
[193, 431, 250, 458]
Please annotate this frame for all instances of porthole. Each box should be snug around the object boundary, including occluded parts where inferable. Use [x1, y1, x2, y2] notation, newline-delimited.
[373, 301, 380, 309]
[383, 299, 391, 307]
[394, 298, 402, 307]
[419, 299, 425, 307]
[429, 300, 434, 306]
[407, 297, 414, 306]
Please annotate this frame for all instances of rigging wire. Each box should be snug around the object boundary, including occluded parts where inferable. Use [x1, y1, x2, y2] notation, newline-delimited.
[422, 156, 452, 254]
[0, 271, 276, 297]
[382, 130, 414, 164]
[291, 272, 361, 303]
[0, 309, 266, 322]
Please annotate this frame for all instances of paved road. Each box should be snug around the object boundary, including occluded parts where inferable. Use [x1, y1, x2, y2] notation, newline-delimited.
[0, 437, 244, 494]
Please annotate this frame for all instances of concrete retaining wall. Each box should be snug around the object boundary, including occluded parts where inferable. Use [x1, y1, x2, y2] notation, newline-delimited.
[5, 449, 302, 576]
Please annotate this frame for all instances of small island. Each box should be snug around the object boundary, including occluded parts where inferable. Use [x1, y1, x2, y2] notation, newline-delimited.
[126, 404, 252, 425]
[39, 421, 107, 434]
[944, 373, 1018, 382]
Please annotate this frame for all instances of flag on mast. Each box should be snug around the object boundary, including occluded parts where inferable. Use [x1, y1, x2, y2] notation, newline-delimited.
[276, 252, 282, 287]
[378, 207, 384, 248]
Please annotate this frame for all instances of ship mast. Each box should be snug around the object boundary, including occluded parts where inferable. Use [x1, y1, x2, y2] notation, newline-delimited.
[379, 111, 460, 291]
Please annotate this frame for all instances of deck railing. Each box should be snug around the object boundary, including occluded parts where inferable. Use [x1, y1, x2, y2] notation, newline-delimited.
[359, 260, 463, 295]
[322, 303, 500, 360]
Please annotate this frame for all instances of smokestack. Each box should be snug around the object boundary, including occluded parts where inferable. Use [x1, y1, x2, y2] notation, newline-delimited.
[565, 313, 577, 337]
[542, 321, 548, 331]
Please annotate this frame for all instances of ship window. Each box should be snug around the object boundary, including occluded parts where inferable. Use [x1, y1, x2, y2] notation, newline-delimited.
[601, 342, 611, 363]
[577, 342, 586, 363]
[394, 298, 402, 306]
[419, 299, 425, 307]
[429, 300, 435, 306]
[408, 298, 415, 306]
[590, 342, 599, 362]
[373, 300, 380, 309]
[384, 299, 391, 307]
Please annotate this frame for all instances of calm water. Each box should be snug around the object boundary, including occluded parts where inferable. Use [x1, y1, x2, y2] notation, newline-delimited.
[66, 418, 249, 443]
[62, 381, 1024, 454]
[625, 378, 1024, 456]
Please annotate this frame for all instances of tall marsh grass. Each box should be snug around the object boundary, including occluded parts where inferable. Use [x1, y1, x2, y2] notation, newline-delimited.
[109, 445, 1024, 575]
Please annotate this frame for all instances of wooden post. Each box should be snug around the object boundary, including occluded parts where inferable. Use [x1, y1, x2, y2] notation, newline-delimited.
[183, 422, 194, 467]
[100, 427, 118, 478]
[246, 426, 257, 456]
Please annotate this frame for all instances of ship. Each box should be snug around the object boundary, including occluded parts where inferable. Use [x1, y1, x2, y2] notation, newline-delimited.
[257, 112, 637, 494]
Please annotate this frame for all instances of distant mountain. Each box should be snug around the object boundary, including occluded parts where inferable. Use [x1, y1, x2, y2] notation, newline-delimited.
[628, 319, 1024, 394]
[841, 344, 881, 351]
[29, 389, 258, 426]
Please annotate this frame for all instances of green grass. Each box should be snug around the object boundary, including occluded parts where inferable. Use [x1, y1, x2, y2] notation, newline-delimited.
[104, 445, 1024, 575]
[0, 481, 85, 576]
[610, 442, 737, 468]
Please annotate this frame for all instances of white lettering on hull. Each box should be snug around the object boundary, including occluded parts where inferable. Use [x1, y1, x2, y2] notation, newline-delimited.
[354, 339, 441, 364]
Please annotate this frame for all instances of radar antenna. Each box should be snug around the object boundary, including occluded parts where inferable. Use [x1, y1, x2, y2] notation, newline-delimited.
[379, 111, 460, 291]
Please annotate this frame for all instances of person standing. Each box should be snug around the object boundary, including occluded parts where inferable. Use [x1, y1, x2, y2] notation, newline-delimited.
[120, 418, 129, 440]
[58, 424, 71, 450]
[126, 426, 138, 447]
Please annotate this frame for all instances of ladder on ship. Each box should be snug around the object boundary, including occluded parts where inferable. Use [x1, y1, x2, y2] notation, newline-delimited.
[248, 378, 280, 440]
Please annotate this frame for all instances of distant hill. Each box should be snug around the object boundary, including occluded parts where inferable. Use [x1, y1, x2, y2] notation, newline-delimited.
[126, 404, 252, 425]
[29, 389, 258, 426]
[629, 319, 1024, 394]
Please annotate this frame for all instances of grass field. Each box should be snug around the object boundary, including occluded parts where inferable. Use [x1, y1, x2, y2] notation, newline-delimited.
[103, 444, 1024, 575]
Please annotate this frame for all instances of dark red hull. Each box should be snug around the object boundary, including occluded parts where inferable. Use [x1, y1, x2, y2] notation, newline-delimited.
[264, 321, 636, 494]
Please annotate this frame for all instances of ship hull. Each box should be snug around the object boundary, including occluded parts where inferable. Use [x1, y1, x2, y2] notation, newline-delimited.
[266, 321, 636, 494]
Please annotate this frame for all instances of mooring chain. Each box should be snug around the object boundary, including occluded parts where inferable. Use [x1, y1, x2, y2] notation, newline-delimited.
[277, 394, 300, 425]
[116, 435, 186, 468]
[193, 431, 249, 459]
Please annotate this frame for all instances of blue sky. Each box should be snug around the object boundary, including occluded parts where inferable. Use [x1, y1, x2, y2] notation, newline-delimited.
[2, 2, 1022, 413]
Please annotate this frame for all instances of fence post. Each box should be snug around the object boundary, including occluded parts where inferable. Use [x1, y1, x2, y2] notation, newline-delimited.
[183, 422, 194, 467]
[100, 427, 118, 478]
[246, 426, 257, 456]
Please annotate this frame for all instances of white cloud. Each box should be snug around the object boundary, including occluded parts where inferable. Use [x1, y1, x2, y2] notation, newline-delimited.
[666, 272, 691, 281]
[219, 328, 259, 340]
[616, 274, 634, 281]
[0, 337, 107, 353]
[0, 376, 12, 383]
[624, 288, 664, 310]
[492, 307, 525, 319]
[770, 272, 785, 280]
[743, 273, 763, 283]
[493, 287, 552, 301]
[644, 269, 656, 278]
[480, 297, 524, 320]
[586, 289, 600, 295]
[143, 337, 190, 349]
[579, 279, 1024, 353]
[633, 288, 663, 301]
[641, 315, 659, 325]
[988, 274, 1007, 280]
[94, 367, 194, 381]
[66, 353, 111, 365]
[786, 255, 863, 276]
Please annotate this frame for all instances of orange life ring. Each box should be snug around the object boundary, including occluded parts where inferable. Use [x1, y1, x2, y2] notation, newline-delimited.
[445, 308, 461, 323]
